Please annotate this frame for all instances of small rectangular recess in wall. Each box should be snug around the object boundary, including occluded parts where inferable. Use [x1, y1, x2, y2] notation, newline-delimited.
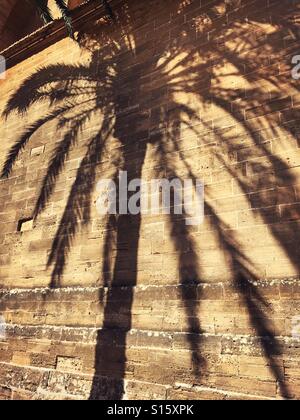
[30, 145, 45, 157]
[17, 218, 33, 233]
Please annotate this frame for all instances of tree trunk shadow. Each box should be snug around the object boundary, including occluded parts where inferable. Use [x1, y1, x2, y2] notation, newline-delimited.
[89, 143, 147, 400]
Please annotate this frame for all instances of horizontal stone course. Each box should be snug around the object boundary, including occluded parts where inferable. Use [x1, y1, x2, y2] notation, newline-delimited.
[1, 0, 300, 400]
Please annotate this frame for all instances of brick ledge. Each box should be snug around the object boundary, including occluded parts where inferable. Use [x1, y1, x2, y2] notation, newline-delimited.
[0, 0, 121, 69]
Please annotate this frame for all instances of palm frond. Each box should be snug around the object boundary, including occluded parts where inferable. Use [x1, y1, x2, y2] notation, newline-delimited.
[47, 120, 113, 285]
[1, 105, 72, 179]
[33, 0, 115, 39]
[33, 110, 91, 218]
[102, 0, 115, 21]
[3, 64, 95, 118]
[34, 0, 53, 24]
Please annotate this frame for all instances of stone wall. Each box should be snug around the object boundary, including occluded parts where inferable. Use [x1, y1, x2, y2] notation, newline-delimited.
[0, 0, 300, 400]
[0, 0, 42, 51]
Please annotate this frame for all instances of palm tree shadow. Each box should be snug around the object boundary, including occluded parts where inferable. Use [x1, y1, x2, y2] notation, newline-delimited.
[208, 205, 291, 398]
[2, 0, 300, 400]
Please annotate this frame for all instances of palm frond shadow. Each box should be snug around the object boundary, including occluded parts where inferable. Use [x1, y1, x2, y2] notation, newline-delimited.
[2, 0, 300, 400]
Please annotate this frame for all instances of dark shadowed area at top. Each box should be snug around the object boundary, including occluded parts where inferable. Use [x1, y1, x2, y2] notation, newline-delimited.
[2, 0, 300, 400]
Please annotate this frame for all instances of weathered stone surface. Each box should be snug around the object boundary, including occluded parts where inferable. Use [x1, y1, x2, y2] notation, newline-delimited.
[0, 0, 300, 401]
